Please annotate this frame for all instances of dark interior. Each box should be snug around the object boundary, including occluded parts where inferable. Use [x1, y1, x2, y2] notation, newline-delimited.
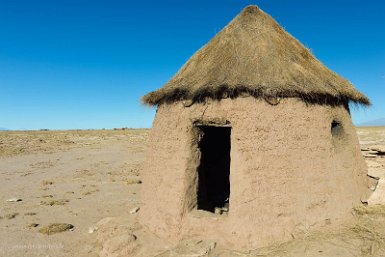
[331, 120, 343, 137]
[196, 126, 231, 213]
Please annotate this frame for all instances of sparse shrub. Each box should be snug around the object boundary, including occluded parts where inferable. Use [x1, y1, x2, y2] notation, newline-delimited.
[39, 223, 74, 235]
[40, 199, 69, 206]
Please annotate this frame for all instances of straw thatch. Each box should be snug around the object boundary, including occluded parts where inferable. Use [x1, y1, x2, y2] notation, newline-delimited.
[142, 5, 370, 106]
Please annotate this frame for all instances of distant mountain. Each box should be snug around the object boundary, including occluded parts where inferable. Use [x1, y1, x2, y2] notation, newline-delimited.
[359, 118, 385, 127]
[0, 127, 9, 131]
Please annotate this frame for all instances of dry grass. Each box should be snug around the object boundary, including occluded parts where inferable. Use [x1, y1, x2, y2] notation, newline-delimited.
[356, 127, 385, 145]
[31, 160, 55, 169]
[39, 223, 74, 235]
[82, 189, 100, 196]
[24, 212, 37, 216]
[234, 205, 385, 257]
[126, 178, 142, 185]
[41, 180, 54, 186]
[142, 6, 369, 107]
[0, 129, 149, 157]
[41, 194, 54, 198]
[5, 213, 19, 219]
[40, 199, 69, 206]
[354, 205, 385, 217]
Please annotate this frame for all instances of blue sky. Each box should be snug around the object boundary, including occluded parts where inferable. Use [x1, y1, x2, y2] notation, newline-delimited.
[0, 0, 384, 130]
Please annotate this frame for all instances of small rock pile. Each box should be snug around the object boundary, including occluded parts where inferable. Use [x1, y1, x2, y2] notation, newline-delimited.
[362, 146, 385, 205]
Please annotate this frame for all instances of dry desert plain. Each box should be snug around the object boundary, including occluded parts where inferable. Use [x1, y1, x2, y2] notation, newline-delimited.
[0, 127, 385, 257]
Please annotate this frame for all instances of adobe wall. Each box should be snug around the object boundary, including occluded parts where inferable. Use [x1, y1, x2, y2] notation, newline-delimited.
[139, 97, 369, 249]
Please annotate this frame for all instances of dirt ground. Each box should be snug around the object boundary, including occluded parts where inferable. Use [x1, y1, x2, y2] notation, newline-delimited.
[0, 127, 385, 257]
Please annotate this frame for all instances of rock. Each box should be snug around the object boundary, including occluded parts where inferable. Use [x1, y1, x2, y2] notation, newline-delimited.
[214, 207, 222, 215]
[363, 155, 378, 159]
[6, 198, 22, 202]
[368, 179, 385, 205]
[99, 233, 138, 257]
[27, 223, 39, 228]
[130, 207, 140, 214]
[371, 145, 385, 153]
[88, 226, 99, 234]
[222, 202, 229, 213]
[96, 218, 133, 245]
[368, 168, 385, 180]
[171, 240, 216, 257]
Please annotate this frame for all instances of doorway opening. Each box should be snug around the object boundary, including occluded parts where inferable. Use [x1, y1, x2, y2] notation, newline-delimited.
[196, 125, 231, 214]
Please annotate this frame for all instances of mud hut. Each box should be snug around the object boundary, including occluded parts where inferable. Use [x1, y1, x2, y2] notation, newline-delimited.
[140, 5, 370, 249]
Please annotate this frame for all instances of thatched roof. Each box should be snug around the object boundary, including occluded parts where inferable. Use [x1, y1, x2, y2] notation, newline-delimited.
[142, 5, 370, 106]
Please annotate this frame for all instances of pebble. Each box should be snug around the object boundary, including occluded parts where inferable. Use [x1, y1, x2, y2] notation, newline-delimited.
[88, 226, 99, 234]
[27, 223, 39, 228]
[130, 207, 140, 214]
[6, 198, 22, 202]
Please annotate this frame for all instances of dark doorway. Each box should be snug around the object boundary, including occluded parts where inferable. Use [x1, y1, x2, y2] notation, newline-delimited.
[196, 126, 231, 213]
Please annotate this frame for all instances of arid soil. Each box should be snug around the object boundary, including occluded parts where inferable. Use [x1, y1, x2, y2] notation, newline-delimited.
[0, 127, 385, 257]
[0, 130, 147, 257]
